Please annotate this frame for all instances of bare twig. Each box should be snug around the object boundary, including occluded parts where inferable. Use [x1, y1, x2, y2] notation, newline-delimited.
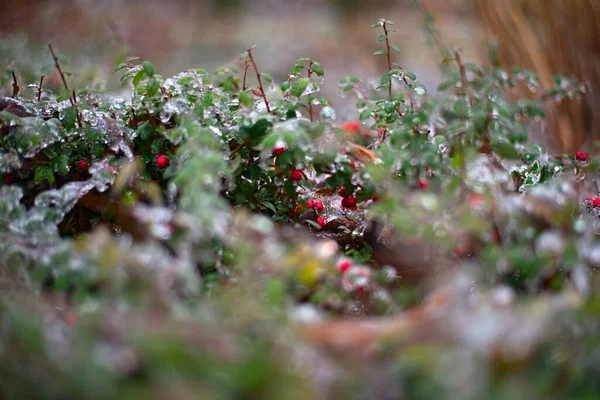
[72, 89, 83, 127]
[48, 43, 69, 91]
[307, 60, 314, 122]
[37, 75, 45, 102]
[246, 48, 272, 113]
[382, 22, 393, 101]
[455, 50, 473, 108]
[48, 43, 82, 128]
[11, 71, 20, 98]
[242, 61, 249, 91]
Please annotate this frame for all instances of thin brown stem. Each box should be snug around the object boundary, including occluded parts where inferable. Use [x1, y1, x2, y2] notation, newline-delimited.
[383, 22, 393, 101]
[72, 89, 83, 127]
[37, 75, 45, 102]
[307, 60, 314, 122]
[242, 61, 249, 91]
[247, 48, 271, 113]
[454, 50, 473, 108]
[48, 43, 69, 91]
[11, 71, 20, 98]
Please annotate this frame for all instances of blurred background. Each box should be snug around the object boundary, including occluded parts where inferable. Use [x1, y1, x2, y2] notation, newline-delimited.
[1, 0, 598, 153]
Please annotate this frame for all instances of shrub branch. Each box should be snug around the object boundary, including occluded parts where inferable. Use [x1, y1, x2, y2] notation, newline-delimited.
[247, 48, 271, 113]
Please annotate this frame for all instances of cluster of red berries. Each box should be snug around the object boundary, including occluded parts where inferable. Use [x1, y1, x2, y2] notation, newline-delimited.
[585, 196, 600, 208]
[306, 198, 326, 227]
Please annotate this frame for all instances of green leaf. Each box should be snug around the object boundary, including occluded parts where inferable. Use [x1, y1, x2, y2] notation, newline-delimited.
[403, 71, 417, 81]
[492, 142, 520, 159]
[380, 73, 391, 86]
[151, 138, 164, 154]
[390, 45, 401, 54]
[305, 220, 322, 229]
[261, 72, 273, 83]
[281, 81, 290, 91]
[63, 106, 77, 131]
[138, 121, 154, 140]
[311, 62, 324, 77]
[146, 78, 160, 97]
[291, 78, 310, 97]
[261, 201, 278, 214]
[142, 61, 155, 77]
[378, 34, 387, 42]
[132, 70, 146, 87]
[373, 50, 387, 56]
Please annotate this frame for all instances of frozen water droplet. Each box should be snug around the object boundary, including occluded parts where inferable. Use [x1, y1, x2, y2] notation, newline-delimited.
[319, 106, 336, 120]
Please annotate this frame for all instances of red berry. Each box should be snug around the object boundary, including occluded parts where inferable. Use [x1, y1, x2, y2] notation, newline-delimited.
[290, 169, 303, 182]
[341, 195, 357, 209]
[349, 161, 357, 171]
[338, 259, 351, 273]
[593, 197, 600, 208]
[576, 151, 588, 162]
[371, 196, 380, 203]
[156, 155, 170, 169]
[455, 247, 463, 257]
[314, 200, 324, 213]
[417, 179, 429, 189]
[306, 200, 315, 209]
[272, 147, 285, 157]
[77, 160, 89, 172]
[341, 120, 361, 135]
[317, 216, 325, 227]
[293, 204, 303, 213]
[339, 187, 347, 197]
[63, 312, 77, 326]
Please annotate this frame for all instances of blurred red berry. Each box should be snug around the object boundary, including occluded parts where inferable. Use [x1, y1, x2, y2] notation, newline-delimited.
[339, 187, 347, 197]
[576, 151, 587, 162]
[156, 155, 170, 169]
[593, 197, 600, 207]
[290, 169, 303, 182]
[455, 247, 463, 257]
[272, 147, 285, 157]
[341, 120, 361, 135]
[64, 312, 77, 326]
[306, 200, 315, 209]
[349, 161, 357, 171]
[77, 160, 89, 172]
[317, 216, 325, 227]
[293, 204, 303, 213]
[341, 195, 357, 209]
[417, 179, 429, 189]
[314, 200, 324, 213]
[338, 259, 351, 273]
[252, 88, 263, 96]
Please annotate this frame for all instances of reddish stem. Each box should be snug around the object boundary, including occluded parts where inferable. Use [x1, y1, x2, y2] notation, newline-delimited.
[383, 22, 393, 101]
[242, 61, 249, 91]
[247, 48, 271, 113]
[48, 43, 69, 91]
[11, 71, 20, 98]
[37, 75, 45, 102]
[307, 60, 314, 122]
[455, 50, 473, 107]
